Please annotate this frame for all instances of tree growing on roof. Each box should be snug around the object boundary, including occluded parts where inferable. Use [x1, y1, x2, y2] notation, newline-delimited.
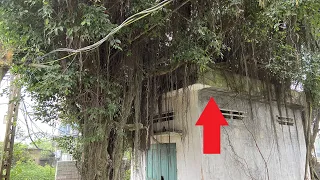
[0, 0, 320, 179]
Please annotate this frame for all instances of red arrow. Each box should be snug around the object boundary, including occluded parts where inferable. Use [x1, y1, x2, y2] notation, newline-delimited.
[196, 97, 228, 154]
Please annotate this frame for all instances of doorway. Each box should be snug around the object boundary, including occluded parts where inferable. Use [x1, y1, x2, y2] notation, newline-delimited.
[146, 143, 177, 180]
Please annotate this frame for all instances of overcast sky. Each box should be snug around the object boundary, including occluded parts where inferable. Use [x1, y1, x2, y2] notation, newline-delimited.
[0, 74, 54, 144]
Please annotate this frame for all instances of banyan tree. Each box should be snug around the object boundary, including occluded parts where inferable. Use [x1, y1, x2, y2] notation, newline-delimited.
[0, 0, 320, 179]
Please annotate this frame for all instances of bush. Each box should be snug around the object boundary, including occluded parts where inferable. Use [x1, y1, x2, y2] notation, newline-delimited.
[10, 161, 55, 180]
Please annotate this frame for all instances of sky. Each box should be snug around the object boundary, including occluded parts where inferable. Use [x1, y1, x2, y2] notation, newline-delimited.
[0, 74, 54, 144]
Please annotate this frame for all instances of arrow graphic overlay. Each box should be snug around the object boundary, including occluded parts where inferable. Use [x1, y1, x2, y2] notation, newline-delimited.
[196, 97, 228, 154]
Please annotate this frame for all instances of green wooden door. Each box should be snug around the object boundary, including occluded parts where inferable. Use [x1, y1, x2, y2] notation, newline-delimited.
[146, 143, 177, 180]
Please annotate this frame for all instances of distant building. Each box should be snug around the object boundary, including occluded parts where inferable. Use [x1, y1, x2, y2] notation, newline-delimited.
[54, 122, 80, 180]
[56, 124, 79, 137]
[53, 122, 79, 161]
[27, 148, 55, 166]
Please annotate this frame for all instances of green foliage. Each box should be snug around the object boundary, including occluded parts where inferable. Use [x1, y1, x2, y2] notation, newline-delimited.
[24, 64, 78, 122]
[0, 142, 32, 165]
[12, 143, 32, 164]
[1, 139, 54, 164]
[0, 141, 55, 180]
[300, 51, 320, 105]
[1, 0, 320, 178]
[124, 169, 130, 180]
[32, 139, 54, 158]
[172, 19, 222, 71]
[79, 4, 115, 41]
[54, 136, 82, 161]
[10, 161, 55, 180]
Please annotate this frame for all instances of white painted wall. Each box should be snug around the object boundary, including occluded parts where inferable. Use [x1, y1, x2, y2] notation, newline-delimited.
[315, 136, 320, 162]
[132, 84, 307, 180]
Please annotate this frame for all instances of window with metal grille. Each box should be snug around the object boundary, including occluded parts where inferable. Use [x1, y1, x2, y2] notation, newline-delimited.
[152, 111, 174, 123]
[220, 109, 245, 120]
[277, 116, 294, 126]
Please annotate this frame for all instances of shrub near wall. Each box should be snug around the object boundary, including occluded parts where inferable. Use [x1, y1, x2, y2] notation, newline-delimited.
[10, 161, 55, 180]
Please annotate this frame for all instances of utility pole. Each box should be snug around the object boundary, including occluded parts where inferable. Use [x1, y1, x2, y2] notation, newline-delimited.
[0, 75, 21, 180]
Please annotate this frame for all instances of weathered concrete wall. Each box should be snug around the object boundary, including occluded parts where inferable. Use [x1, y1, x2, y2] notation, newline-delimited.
[197, 88, 306, 180]
[55, 161, 80, 180]
[132, 84, 307, 180]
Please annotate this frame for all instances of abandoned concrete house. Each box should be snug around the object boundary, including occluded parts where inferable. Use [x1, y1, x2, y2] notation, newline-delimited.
[131, 70, 307, 180]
